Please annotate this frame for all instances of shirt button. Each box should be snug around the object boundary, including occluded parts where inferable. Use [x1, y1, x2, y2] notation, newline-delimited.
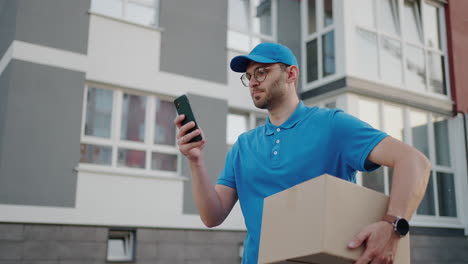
[273, 151, 278, 155]
[276, 128, 281, 132]
[276, 140, 280, 144]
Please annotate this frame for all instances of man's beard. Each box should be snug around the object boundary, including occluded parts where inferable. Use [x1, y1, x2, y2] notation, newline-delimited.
[252, 79, 284, 110]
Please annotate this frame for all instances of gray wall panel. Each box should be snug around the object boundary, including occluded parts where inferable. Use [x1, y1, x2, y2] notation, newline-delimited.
[0, 0, 17, 59]
[159, 0, 228, 84]
[0, 62, 12, 169]
[277, 0, 302, 92]
[182, 94, 228, 215]
[0, 60, 84, 207]
[15, 0, 90, 54]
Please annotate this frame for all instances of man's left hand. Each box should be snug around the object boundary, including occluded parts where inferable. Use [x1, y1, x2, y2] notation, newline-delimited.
[348, 221, 400, 264]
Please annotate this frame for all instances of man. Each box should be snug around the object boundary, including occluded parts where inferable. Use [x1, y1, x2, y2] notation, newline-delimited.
[175, 42, 431, 264]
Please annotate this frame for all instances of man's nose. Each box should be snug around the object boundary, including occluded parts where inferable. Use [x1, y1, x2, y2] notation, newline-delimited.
[249, 77, 260, 88]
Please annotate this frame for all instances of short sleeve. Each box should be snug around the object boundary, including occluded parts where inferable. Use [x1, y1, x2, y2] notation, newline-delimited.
[330, 110, 388, 172]
[216, 142, 238, 189]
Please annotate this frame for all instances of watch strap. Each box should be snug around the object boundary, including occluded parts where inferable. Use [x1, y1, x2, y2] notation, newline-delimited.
[383, 214, 398, 224]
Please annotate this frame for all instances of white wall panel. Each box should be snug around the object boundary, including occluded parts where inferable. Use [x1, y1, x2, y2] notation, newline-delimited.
[87, 14, 226, 101]
[226, 50, 263, 112]
[0, 171, 246, 230]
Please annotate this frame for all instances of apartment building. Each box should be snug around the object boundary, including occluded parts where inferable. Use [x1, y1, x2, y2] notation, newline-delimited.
[0, 0, 467, 263]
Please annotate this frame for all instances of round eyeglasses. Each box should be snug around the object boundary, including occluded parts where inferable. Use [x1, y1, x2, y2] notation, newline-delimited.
[240, 65, 285, 87]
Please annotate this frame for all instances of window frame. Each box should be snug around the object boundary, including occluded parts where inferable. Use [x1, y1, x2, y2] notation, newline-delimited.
[79, 84, 182, 179]
[227, 0, 278, 53]
[226, 109, 267, 148]
[301, 0, 340, 90]
[90, 0, 160, 28]
[106, 229, 136, 262]
[352, 0, 450, 97]
[354, 95, 464, 228]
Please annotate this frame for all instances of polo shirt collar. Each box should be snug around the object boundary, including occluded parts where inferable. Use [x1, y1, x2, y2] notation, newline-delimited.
[264, 101, 307, 135]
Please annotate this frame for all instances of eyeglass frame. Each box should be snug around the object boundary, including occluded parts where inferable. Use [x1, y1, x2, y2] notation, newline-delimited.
[240, 64, 287, 87]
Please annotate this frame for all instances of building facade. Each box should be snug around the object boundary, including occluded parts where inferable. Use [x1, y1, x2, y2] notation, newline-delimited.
[0, 0, 467, 263]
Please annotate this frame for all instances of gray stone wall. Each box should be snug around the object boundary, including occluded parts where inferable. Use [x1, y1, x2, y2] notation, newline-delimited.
[0, 223, 246, 263]
[410, 233, 468, 264]
[137, 228, 245, 263]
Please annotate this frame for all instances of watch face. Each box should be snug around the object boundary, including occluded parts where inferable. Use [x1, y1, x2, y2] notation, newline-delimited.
[396, 218, 410, 236]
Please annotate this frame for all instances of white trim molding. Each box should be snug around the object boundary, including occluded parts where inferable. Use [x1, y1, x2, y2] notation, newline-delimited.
[12, 40, 88, 72]
[0, 41, 14, 75]
[0, 40, 88, 75]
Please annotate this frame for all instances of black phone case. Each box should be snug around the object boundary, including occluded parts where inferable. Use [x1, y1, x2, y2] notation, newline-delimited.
[174, 95, 203, 143]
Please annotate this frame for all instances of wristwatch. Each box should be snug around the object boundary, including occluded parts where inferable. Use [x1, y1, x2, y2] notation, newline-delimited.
[383, 214, 410, 237]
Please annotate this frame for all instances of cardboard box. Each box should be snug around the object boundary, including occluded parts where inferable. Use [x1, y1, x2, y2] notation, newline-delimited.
[258, 174, 410, 264]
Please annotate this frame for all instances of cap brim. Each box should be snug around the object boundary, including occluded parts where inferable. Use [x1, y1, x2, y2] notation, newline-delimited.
[230, 55, 279, 72]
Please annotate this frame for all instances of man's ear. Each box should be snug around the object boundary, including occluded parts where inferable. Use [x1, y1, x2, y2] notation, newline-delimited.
[286, 65, 299, 84]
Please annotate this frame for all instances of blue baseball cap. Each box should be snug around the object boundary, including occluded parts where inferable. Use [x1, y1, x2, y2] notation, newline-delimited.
[230, 42, 298, 73]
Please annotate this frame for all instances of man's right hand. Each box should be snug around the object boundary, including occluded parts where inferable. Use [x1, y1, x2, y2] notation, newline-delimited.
[174, 114, 206, 162]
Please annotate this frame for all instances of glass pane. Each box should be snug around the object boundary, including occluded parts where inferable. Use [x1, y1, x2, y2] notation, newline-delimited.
[433, 117, 450, 166]
[80, 144, 112, 165]
[427, 52, 446, 94]
[92, 0, 123, 18]
[322, 31, 335, 77]
[405, 45, 426, 92]
[118, 148, 145, 168]
[227, 30, 251, 52]
[228, 0, 249, 32]
[253, 0, 272, 36]
[380, 37, 402, 84]
[227, 113, 249, 145]
[306, 39, 318, 83]
[383, 103, 404, 141]
[324, 0, 333, 27]
[437, 172, 457, 217]
[308, 0, 317, 34]
[121, 94, 146, 142]
[107, 238, 126, 259]
[358, 98, 379, 129]
[417, 171, 435, 215]
[85, 87, 113, 138]
[403, 0, 423, 44]
[256, 116, 266, 127]
[362, 167, 385, 193]
[126, 2, 156, 26]
[379, 0, 400, 36]
[151, 152, 177, 172]
[423, 4, 441, 49]
[154, 99, 176, 145]
[410, 110, 429, 158]
[355, 28, 378, 80]
[354, 0, 375, 29]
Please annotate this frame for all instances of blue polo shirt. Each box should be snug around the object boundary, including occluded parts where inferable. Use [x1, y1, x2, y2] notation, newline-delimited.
[216, 101, 388, 263]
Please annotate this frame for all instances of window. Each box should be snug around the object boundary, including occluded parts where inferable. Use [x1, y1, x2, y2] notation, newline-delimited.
[91, 0, 160, 28]
[227, 0, 277, 52]
[80, 86, 178, 176]
[353, 0, 447, 95]
[357, 97, 459, 222]
[304, 0, 336, 84]
[227, 112, 249, 146]
[227, 111, 267, 147]
[107, 229, 136, 262]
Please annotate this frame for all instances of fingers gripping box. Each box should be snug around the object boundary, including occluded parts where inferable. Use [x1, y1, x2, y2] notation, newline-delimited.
[258, 174, 410, 264]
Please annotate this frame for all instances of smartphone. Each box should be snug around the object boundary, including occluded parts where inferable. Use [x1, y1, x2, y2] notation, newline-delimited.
[174, 94, 203, 143]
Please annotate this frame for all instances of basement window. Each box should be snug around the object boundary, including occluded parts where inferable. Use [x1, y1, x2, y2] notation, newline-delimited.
[107, 229, 136, 262]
